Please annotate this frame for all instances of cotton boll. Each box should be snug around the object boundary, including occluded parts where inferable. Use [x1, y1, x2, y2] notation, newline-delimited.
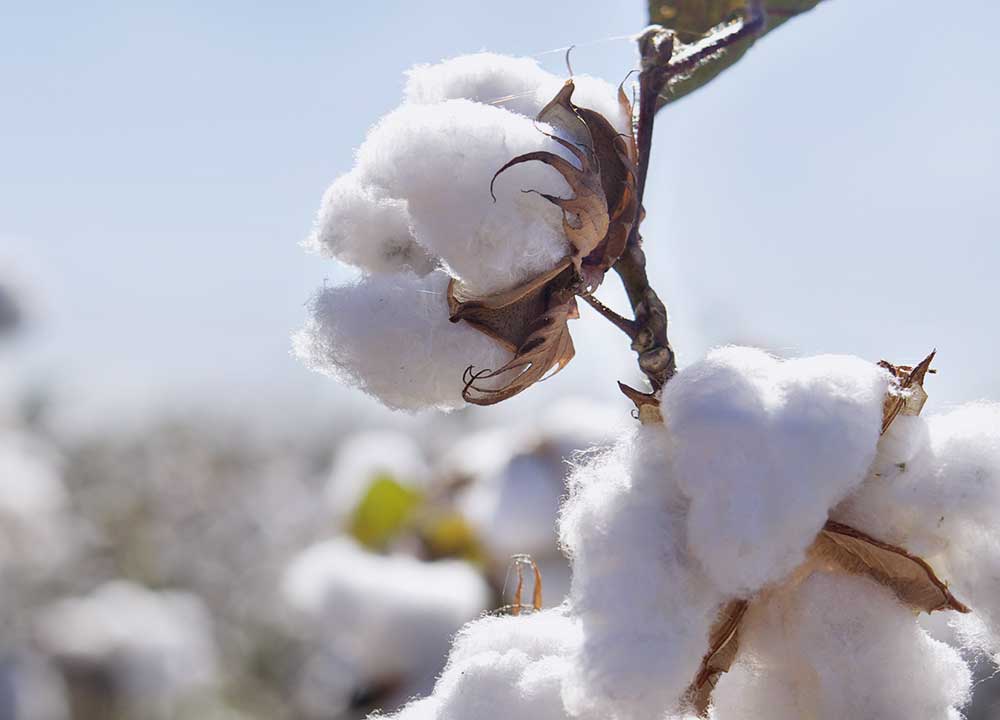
[355, 100, 575, 295]
[661, 347, 888, 596]
[293, 270, 512, 411]
[384, 608, 580, 720]
[281, 537, 489, 716]
[326, 429, 430, 520]
[35, 581, 218, 710]
[560, 430, 727, 719]
[306, 172, 438, 275]
[713, 572, 971, 720]
[405, 53, 558, 118]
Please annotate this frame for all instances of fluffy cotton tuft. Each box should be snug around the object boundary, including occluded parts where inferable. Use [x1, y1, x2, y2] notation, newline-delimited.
[834, 402, 1000, 652]
[294, 271, 512, 411]
[661, 346, 888, 595]
[282, 537, 490, 716]
[559, 429, 726, 720]
[299, 53, 628, 411]
[712, 572, 971, 720]
[382, 608, 581, 720]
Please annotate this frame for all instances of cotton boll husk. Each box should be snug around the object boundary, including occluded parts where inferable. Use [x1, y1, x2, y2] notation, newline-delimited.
[282, 538, 489, 715]
[535, 74, 633, 137]
[354, 100, 575, 294]
[661, 346, 888, 596]
[713, 571, 970, 720]
[560, 429, 727, 719]
[35, 581, 218, 705]
[293, 270, 512, 411]
[382, 608, 580, 720]
[325, 429, 430, 521]
[306, 172, 438, 275]
[405, 53, 558, 118]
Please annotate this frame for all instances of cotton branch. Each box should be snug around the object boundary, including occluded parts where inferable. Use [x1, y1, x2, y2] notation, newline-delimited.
[612, 5, 768, 402]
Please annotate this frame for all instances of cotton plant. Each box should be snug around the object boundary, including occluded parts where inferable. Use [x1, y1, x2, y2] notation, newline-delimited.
[296, 2, 1000, 719]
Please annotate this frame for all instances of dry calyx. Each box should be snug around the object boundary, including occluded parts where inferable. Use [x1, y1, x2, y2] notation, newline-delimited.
[687, 352, 969, 716]
[448, 80, 638, 405]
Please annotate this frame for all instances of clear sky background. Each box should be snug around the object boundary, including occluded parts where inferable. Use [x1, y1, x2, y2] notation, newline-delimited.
[2, 0, 998, 425]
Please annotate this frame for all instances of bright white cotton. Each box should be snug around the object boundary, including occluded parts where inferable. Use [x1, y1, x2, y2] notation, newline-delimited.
[834, 402, 1000, 653]
[712, 572, 971, 720]
[353, 98, 574, 295]
[306, 172, 438, 275]
[299, 53, 628, 411]
[35, 581, 218, 706]
[294, 270, 512, 411]
[282, 537, 490, 717]
[560, 429, 726, 720]
[383, 608, 581, 720]
[661, 346, 888, 595]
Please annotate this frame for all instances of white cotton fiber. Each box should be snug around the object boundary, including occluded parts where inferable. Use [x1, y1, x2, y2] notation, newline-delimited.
[355, 99, 574, 294]
[661, 346, 889, 596]
[306, 172, 438, 275]
[326, 429, 430, 520]
[382, 608, 580, 720]
[282, 537, 489, 716]
[35, 581, 218, 705]
[712, 572, 971, 720]
[405, 52, 558, 118]
[559, 429, 727, 719]
[293, 270, 512, 411]
[834, 403, 1000, 650]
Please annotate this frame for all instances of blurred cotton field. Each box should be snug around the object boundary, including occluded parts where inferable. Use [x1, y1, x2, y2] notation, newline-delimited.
[0, 291, 628, 719]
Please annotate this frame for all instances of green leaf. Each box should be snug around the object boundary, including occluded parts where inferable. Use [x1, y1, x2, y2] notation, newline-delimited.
[348, 473, 423, 550]
[648, 0, 823, 107]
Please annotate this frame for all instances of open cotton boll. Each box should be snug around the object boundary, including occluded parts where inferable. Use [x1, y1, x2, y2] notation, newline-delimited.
[326, 429, 430, 520]
[294, 270, 512, 411]
[560, 429, 727, 719]
[354, 99, 575, 295]
[282, 537, 489, 716]
[713, 572, 971, 720]
[306, 172, 438, 275]
[35, 581, 218, 707]
[381, 608, 581, 720]
[661, 346, 888, 596]
[405, 52, 558, 118]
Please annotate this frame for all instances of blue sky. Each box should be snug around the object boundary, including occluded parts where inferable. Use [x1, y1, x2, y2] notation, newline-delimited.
[2, 0, 998, 421]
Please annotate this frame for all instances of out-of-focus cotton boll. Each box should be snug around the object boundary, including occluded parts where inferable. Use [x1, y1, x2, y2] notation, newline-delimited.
[661, 346, 888, 596]
[281, 537, 489, 717]
[326, 430, 430, 520]
[35, 581, 218, 712]
[460, 451, 563, 561]
[0, 652, 70, 720]
[384, 608, 580, 720]
[405, 52, 558, 118]
[294, 271, 512, 411]
[713, 572, 971, 720]
[354, 99, 574, 295]
[306, 172, 438, 275]
[560, 429, 726, 720]
[0, 433, 73, 572]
